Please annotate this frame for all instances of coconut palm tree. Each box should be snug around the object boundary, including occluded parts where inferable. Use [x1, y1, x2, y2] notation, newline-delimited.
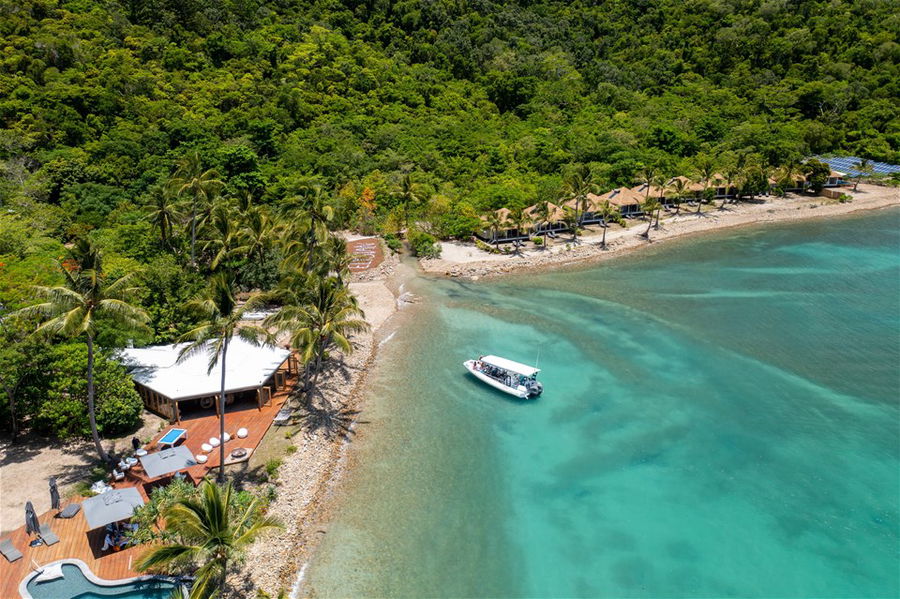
[485, 211, 504, 249]
[669, 178, 687, 215]
[168, 152, 223, 268]
[508, 208, 531, 256]
[281, 186, 335, 273]
[597, 200, 615, 249]
[639, 165, 658, 203]
[393, 174, 423, 233]
[852, 158, 873, 191]
[203, 202, 240, 270]
[265, 276, 368, 398]
[640, 196, 661, 239]
[719, 165, 741, 209]
[147, 189, 181, 249]
[561, 206, 579, 241]
[13, 239, 149, 462]
[136, 479, 280, 599]
[694, 158, 716, 216]
[178, 273, 269, 483]
[533, 200, 552, 249]
[563, 164, 596, 229]
[234, 206, 274, 265]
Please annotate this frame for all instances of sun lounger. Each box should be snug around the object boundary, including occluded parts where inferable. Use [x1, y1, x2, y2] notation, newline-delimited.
[58, 503, 81, 519]
[0, 538, 22, 562]
[39, 523, 59, 546]
[157, 428, 187, 448]
[273, 407, 293, 426]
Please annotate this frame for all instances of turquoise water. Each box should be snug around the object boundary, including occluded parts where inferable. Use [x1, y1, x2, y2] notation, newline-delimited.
[306, 210, 900, 598]
[26, 563, 179, 598]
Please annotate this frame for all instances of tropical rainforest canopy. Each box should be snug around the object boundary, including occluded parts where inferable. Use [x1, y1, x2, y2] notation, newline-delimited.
[0, 0, 897, 437]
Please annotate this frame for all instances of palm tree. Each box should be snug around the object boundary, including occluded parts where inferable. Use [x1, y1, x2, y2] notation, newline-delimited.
[485, 212, 503, 249]
[694, 158, 716, 216]
[639, 165, 658, 203]
[508, 208, 531, 256]
[720, 165, 741, 209]
[393, 174, 423, 233]
[169, 152, 223, 268]
[669, 178, 687, 215]
[597, 200, 615, 249]
[534, 200, 552, 249]
[178, 274, 268, 483]
[563, 164, 596, 229]
[234, 206, 274, 265]
[203, 202, 239, 270]
[641, 196, 661, 239]
[265, 276, 368, 398]
[136, 479, 280, 599]
[281, 186, 334, 273]
[852, 158, 873, 191]
[147, 189, 181, 249]
[561, 206, 579, 241]
[13, 239, 149, 462]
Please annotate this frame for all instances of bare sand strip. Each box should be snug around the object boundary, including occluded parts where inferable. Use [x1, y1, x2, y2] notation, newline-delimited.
[421, 184, 899, 280]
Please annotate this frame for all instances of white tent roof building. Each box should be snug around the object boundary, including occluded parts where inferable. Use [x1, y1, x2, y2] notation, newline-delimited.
[120, 338, 293, 421]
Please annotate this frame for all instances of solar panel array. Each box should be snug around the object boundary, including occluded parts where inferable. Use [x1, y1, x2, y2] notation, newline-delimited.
[814, 156, 900, 177]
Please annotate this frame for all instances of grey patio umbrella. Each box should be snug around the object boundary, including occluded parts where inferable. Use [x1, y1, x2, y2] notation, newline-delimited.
[49, 478, 60, 511]
[25, 501, 40, 535]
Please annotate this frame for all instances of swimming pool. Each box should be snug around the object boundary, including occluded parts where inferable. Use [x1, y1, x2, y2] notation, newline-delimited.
[21, 560, 183, 599]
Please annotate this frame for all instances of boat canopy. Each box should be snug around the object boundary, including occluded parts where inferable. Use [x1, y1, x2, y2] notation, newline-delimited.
[480, 355, 540, 377]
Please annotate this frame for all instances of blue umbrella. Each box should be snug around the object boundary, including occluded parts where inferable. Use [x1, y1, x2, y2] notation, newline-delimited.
[25, 501, 40, 535]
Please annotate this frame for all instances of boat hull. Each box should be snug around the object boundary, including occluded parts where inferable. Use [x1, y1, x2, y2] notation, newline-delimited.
[463, 360, 533, 399]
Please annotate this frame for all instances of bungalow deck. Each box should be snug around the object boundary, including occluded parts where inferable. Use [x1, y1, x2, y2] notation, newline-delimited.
[0, 372, 297, 598]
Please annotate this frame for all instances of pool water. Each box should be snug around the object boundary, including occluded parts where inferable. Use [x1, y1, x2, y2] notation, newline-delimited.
[26, 564, 179, 599]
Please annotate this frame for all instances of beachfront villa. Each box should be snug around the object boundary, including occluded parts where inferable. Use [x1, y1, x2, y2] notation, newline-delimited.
[0, 340, 302, 598]
[121, 339, 296, 422]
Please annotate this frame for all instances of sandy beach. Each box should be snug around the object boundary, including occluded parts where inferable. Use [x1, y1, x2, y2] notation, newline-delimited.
[421, 185, 899, 279]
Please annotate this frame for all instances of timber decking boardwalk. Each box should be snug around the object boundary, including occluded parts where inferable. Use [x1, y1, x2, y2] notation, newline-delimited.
[0, 373, 296, 598]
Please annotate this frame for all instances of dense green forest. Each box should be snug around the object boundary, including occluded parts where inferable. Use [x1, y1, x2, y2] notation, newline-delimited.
[0, 0, 897, 438]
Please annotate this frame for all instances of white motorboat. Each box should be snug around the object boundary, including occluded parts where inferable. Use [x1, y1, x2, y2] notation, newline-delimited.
[463, 355, 543, 399]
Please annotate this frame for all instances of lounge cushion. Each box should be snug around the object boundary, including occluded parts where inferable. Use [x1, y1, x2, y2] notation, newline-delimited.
[0, 538, 22, 562]
[33, 563, 65, 583]
[237, 428, 249, 439]
[58, 504, 81, 519]
[196, 454, 208, 464]
[200, 443, 212, 452]
[39, 524, 59, 546]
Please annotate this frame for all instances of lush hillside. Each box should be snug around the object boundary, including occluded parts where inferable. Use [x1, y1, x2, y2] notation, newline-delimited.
[1, 0, 897, 222]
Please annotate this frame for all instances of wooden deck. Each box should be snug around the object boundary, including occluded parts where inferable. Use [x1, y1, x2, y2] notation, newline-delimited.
[0, 374, 296, 598]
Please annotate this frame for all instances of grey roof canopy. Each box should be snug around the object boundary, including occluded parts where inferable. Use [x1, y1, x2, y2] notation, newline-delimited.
[83, 487, 145, 530]
[139, 445, 197, 479]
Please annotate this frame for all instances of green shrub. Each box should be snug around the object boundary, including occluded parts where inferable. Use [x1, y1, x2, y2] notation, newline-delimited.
[265, 457, 283, 481]
[531, 237, 543, 246]
[32, 344, 143, 439]
[383, 233, 402, 253]
[838, 193, 853, 203]
[408, 230, 441, 258]
[285, 445, 298, 455]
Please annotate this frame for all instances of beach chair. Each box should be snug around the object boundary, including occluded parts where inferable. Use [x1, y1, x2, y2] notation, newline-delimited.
[58, 503, 81, 519]
[0, 538, 23, 562]
[38, 524, 59, 546]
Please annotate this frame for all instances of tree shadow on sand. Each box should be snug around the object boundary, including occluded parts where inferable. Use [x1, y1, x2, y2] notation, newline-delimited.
[295, 398, 361, 441]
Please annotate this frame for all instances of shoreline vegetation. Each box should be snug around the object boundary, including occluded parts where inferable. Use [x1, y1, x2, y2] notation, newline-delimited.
[423, 184, 900, 279]
[233, 183, 897, 598]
